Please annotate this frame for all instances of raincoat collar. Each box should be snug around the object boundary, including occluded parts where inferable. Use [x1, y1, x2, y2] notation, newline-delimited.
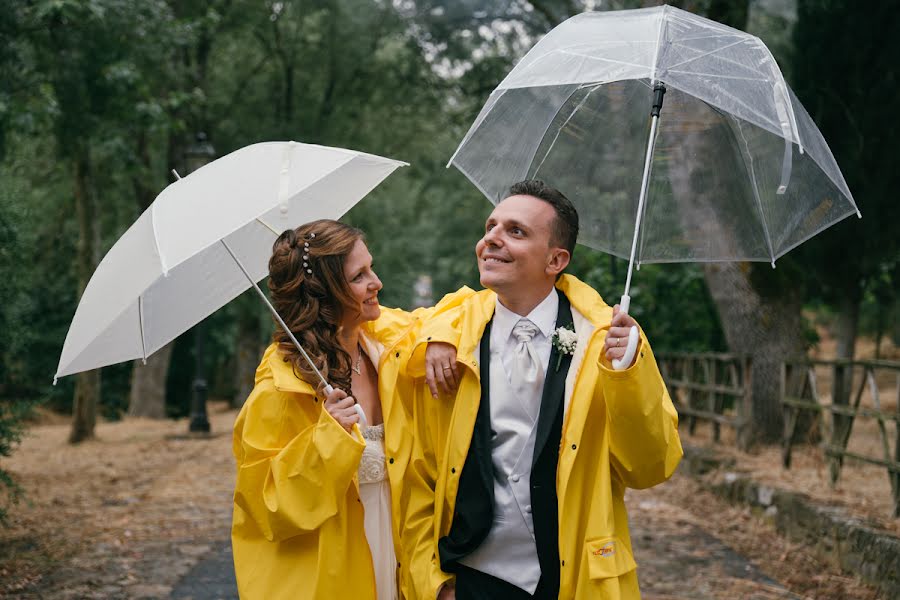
[554, 274, 611, 329]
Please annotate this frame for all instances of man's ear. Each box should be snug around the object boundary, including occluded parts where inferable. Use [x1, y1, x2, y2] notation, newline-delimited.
[546, 248, 571, 277]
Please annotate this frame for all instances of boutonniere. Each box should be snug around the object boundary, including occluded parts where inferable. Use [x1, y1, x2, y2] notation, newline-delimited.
[551, 325, 577, 371]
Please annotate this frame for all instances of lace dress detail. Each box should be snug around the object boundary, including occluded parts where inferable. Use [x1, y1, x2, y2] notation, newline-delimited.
[357, 423, 397, 599]
[359, 423, 387, 484]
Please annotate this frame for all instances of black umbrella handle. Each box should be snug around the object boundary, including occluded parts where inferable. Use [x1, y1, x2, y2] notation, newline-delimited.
[651, 82, 667, 118]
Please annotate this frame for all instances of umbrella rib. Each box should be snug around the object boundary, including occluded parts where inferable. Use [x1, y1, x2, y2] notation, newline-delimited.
[664, 38, 750, 71]
[668, 33, 746, 43]
[666, 69, 770, 83]
[529, 85, 599, 180]
[555, 49, 651, 72]
[677, 82, 783, 137]
[772, 206, 860, 262]
[150, 204, 169, 275]
[731, 116, 777, 265]
[255, 218, 280, 235]
[760, 44, 803, 152]
[651, 6, 667, 83]
[138, 295, 147, 363]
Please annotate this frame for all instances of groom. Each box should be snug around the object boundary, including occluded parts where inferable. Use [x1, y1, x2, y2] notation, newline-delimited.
[402, 180, 683, 599]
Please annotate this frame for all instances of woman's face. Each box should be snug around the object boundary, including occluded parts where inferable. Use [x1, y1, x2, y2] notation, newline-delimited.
[342, 239, 382, 328]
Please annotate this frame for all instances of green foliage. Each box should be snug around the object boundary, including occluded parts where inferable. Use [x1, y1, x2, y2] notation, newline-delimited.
[0, 397, 33, 525]
[792, 0, 900, 320]
[0, 0, 894, 520]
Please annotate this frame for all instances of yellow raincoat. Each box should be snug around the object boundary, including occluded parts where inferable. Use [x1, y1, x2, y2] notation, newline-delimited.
[403, 275, 682, 600]
[232, 292, 472, 600]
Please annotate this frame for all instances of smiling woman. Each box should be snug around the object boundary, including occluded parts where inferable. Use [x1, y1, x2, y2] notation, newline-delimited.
[229, 219, 455, 600]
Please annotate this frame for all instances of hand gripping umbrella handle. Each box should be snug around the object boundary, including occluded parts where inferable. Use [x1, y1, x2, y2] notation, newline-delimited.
[322, 384, 369, 429]
[612, 294, 639, 371]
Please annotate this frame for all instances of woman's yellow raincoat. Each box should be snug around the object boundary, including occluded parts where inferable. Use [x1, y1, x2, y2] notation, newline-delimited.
[402, 275, 683, 600]
[232, 292, 471, 600]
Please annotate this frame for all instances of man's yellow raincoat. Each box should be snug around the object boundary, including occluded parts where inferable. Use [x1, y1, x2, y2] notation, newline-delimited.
[403, 275, 683, 600]
[232, 292, 472, 600]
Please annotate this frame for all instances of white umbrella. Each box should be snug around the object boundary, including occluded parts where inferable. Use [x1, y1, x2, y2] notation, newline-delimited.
[56, 141, 406, 419]
[449, 6, 860, 369]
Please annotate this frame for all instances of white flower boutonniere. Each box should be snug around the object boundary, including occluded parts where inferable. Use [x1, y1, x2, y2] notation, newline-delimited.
[551, 325, 577, 371]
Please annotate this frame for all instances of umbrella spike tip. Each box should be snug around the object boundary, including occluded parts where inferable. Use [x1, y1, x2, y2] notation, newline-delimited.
[52, 377, 58, 386]
[142, 358, 148, 365]
[771, 260, 776, 269]
[856, 210, 862, 219]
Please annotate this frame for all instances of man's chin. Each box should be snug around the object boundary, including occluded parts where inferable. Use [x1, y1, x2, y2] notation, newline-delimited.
[479, 271, 505, 291]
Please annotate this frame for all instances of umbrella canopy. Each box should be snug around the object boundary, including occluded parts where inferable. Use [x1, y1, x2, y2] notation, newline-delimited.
[449, 5, 860, 266]
[56, 141, 406, 380]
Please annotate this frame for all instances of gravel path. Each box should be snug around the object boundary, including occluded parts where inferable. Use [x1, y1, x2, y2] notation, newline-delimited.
[2, 410, 880, 599]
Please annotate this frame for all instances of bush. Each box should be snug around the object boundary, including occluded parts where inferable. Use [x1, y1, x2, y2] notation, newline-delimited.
[0, 398, 32, 526]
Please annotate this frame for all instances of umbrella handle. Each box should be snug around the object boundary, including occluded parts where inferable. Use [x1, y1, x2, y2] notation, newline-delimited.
[612, 294, 640, 371]
[323, 384, 369, 429]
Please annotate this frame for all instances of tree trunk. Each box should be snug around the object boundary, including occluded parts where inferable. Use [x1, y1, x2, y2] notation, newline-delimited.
[69, 153, 100, 444]
[833, 294, 859, 360]
[656, 0, 800, 443]
[233, 296, 264, 409]
[123, 132, 175, 420]
[70, 370, 99, 444]
[703, 263, 805, 444]
[127, 343, 174, 418]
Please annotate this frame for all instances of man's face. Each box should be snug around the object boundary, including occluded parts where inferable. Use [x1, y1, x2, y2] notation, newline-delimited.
[476, 194, 564, 296]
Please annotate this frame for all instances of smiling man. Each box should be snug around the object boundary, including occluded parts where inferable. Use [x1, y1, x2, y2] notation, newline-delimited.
[402, 180, 683, 600]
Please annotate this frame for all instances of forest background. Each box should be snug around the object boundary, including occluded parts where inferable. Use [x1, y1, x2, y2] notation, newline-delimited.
[0, 0, 897, 523]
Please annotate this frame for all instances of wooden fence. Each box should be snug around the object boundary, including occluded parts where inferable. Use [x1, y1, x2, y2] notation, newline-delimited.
[658, 353, 900, 517]
[656, 353, 753, 450]
[782, 359, 900, 517]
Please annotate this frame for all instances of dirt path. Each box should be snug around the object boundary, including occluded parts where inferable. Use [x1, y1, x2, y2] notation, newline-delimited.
[0, 407, 884, 599]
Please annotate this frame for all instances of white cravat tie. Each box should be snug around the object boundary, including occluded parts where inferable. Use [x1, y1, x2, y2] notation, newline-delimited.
[511, 319, 544, 392]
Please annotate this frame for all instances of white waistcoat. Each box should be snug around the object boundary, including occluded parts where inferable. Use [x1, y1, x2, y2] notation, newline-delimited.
[458, 339, 543, 593]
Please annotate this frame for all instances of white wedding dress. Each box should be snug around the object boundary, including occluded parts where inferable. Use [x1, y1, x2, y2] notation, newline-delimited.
[358, 423, 398, 600]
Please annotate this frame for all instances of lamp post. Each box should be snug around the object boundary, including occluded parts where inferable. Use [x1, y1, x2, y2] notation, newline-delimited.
[185, 132, 215, 433]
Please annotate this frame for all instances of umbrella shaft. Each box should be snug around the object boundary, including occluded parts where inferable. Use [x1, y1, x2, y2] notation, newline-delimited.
[219, 239, 331, 391]
[623, 113, 660, 299]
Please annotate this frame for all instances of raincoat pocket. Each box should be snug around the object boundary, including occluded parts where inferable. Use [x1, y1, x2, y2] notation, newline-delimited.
[584, 536, 637, 580]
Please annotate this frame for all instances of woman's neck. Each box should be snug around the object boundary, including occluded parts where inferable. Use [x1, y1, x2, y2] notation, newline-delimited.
[338, 325, 360, 356]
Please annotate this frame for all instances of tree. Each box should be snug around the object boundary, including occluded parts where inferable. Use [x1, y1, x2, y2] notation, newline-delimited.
[792, 0, 900, 361]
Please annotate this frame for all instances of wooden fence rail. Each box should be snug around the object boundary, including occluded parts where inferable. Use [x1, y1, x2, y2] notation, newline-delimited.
[657, 353, 752, 450]
[658, 353, 900, 517]
[782, 359, 900, 517]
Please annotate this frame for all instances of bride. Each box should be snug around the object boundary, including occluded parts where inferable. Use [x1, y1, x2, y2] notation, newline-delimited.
[231, 219, 466, 599]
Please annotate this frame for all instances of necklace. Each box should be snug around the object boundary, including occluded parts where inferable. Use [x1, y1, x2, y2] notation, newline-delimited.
[351, 343, 363, 375]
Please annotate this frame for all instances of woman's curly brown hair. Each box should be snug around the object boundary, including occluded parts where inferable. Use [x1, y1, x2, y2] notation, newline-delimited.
[268, 219, 364, 394]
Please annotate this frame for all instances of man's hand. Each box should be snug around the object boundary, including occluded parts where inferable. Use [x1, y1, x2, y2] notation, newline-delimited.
[603, 304, 640, 367]
[425, 342, 460, 398]
[437, 582, 456, 600]
[323, 387, 359, 432]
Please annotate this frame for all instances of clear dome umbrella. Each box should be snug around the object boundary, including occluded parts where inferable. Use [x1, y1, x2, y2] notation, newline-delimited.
[449, 5, 860, 369]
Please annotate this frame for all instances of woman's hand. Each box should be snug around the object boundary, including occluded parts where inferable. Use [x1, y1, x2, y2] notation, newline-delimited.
[425, 342, 460, 398]
[324, 387, 360, 432]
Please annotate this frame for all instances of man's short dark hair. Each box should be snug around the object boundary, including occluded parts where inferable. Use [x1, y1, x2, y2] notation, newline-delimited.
[507, 180, 579, 256]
